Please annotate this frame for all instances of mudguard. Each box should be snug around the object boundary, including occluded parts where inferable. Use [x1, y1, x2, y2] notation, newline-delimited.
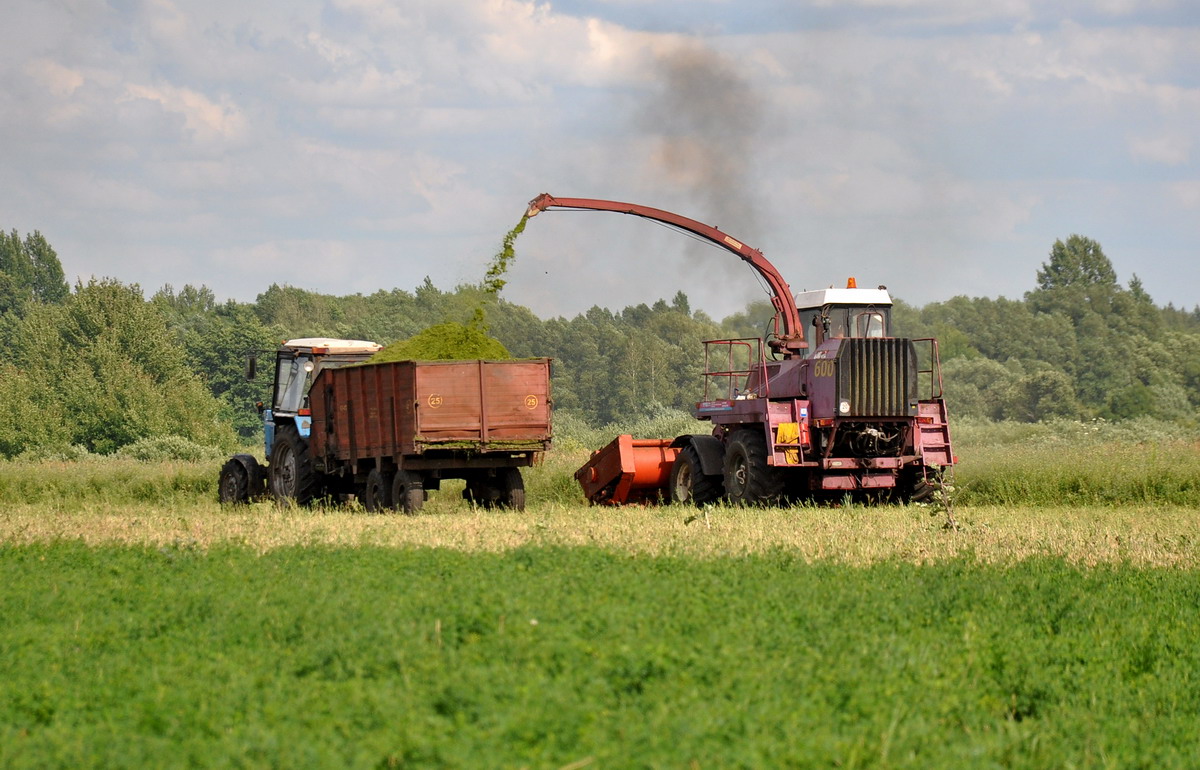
[671, 434, 725, 477]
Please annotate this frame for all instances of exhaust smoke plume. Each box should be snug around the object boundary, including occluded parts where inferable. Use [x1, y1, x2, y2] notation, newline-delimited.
[638, 43, 766, 239]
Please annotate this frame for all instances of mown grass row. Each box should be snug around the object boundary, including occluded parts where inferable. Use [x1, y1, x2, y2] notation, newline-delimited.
[3, 544, 1199, 768]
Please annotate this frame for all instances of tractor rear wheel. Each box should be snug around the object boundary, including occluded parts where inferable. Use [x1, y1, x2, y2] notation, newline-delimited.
[391, 469, 424, 514]
[269, 426, 318, 506]
[363, 468, 394, 513]
[723, 430, 784, 506]
[670, 445, 723, 505]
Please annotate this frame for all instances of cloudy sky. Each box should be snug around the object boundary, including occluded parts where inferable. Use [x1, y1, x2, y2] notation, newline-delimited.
[4, 0, 1198, 320]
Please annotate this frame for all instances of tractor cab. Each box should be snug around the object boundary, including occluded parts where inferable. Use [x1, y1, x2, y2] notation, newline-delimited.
[795, 281, 893, 353]
[268, 338, 383, 416]
[249, 337, 382, 458]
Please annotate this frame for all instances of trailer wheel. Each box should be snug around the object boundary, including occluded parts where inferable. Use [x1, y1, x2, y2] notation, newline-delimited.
[464, 469, 525, 511]
[670, 446, 723, 505]
[362, 468, 393, 513]
[391, 470, 424, 515]
[723, 430, 784, 506]
[269, 426, 318, 506]
[498, 467, 525, 511]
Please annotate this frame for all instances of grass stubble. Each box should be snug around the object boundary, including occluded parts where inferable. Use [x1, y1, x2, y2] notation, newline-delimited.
[1, 447, 1197, 567]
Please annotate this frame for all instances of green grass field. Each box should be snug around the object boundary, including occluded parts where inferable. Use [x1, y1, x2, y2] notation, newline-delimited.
[2, 424, 1199, 767]
[4, 545, 1200, 768]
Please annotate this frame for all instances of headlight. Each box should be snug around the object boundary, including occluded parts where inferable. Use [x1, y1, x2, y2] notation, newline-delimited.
[839, 399, 851, 414]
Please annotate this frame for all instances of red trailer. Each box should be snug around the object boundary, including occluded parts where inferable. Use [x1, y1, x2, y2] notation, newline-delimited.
[301, 358, 552, 512]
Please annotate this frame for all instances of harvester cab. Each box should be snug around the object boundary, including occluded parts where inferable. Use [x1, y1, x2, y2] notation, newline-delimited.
[795, 282, 894, 349]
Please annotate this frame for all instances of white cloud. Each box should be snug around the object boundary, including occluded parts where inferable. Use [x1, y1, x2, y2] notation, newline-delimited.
[120, 83, 246, 143]
[1129, 134, 1191, 166]
[25, 58, 85, 96]
[1171, 181, 1200, 210]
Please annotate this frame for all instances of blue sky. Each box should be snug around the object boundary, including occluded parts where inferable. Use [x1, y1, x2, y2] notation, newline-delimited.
[3, 0, 1198, 320]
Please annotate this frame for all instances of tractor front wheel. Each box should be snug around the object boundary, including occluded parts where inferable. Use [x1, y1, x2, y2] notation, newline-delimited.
[723, 430, 784, 506]
[219, 456, 259, 505]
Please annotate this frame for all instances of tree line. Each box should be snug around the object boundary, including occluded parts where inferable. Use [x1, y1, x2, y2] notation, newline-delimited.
[0, 229, 1196, 458]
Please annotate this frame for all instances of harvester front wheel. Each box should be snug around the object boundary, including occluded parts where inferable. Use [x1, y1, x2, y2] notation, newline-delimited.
[391, 470, 424, 515]
[670, 446, 723, 505]
[362, 468, 394, 513]
[269, 426, 318, 506]
[723, 430, 784, 506]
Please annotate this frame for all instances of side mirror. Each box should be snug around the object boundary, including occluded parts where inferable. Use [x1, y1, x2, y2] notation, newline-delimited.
[245, 353, 258, 381]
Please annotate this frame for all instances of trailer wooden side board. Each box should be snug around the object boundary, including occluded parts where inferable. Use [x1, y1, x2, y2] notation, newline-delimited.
[309, 358, 552, 463]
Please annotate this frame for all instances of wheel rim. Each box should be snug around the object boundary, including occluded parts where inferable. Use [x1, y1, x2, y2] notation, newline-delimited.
[673, 462, 693, 502]
[220, 465, 245, 502]
[275, 445, 296, 496]
[730, 451, 748, 496]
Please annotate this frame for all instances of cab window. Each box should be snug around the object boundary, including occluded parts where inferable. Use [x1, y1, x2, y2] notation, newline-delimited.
[855, 311, 886, 338]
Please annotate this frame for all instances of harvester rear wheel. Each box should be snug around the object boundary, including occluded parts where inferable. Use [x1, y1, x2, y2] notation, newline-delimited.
[723, 430, 784, 506]
[269, 426, 318, 506]
[363, 468, 393, 513]
[391, 470, 424, 515]
[670, 446, 723, 505]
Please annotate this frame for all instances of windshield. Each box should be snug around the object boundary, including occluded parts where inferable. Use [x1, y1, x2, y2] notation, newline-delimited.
[274, 355, 313, 413]
[800, 305, 892, 348]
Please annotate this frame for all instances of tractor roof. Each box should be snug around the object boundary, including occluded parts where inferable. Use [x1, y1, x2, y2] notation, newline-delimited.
[794, 287, 892, 310]
[280, 338, 382, 355]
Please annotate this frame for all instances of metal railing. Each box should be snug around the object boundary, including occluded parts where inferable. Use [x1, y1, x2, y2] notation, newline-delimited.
[700, 338, 770, 401]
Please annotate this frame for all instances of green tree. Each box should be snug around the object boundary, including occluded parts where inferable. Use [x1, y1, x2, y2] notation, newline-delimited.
[4, 279, 235, 456]
[0, 229, 69, 313]
[1027, 234, 1120, 321]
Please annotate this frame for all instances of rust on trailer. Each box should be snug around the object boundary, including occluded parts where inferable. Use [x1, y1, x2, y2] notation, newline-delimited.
[309, 358, 552, 464]
[575, 434, 680, 505]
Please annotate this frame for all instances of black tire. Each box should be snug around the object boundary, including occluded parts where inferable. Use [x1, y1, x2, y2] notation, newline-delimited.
[670, 445, 723, 505]
[391, 469, 424, 515]
[269, 426, 318, 506]
[464, 468, 525, 511]
[218, 457, 252, 505]
[363, 468, 393, 513]
[497, 467, 525, 511]
[723, 429, 784, 506]
[888, 467, 936, 504]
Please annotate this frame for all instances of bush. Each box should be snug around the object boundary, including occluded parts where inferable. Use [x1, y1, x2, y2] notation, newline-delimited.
[115, 435, 226, 462]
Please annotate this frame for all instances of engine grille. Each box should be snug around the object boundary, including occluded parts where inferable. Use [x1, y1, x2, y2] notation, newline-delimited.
[836, 339, 918, 417]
